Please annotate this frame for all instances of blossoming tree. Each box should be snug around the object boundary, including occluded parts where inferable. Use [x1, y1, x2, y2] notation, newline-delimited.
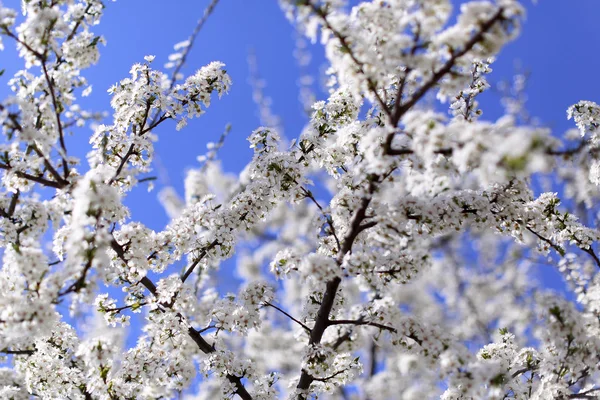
[1, 0, 600, 399]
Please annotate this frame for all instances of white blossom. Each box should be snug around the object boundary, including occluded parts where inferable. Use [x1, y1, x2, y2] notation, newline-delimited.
[1, 1, 600, 399]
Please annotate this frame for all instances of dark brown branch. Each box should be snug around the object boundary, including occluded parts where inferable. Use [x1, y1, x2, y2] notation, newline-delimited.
[138, 176, 157, 183]
[547, 140, 587, 156]
[0, 109, 69, 188]
[389, 8, 505, 126]
[0, 162, 67, 189]
[383, 8, 506, 155]
[311, 368, 350, 382]
[30, 144, 67, 184]
[180, 239, 220, 282]
[1, 348, 35, 355]
[65, 4, 93, 42]
[580, 246, 600, 270]
[298, 1, 391, 121]
[511, 366, 537, 379]
[41, 60, 69, 178]
[108, 113, 171, 184]
[139, 279, 253, 400]
[295, 278, 341, 396]
[386, 146, 453, 157]
[386, 142, 583, 160]
[138, 98, 153, 136]
[301, 187, 341, 252]
[327, 319, 397, 333]
[111, 239, 253, 400]
[296, 179, 378, 396]
[197, 324, 218, 334]
[167, 0, 221, 91]
[58, 256, 93, 297]
[58, 215, 103, 297]
[525, 226, 565, 257]
[569, 388, 600, 399]
[2, 29, 45, 59]
[356, 221, 377, 236]
[265, 301, 312, 333]
[110, 144, 135, 183]
[7, 190, 19, 216]
[103, 302, 148, 314]
[389, 24, 421, 125]
[368, 340, 377, 378]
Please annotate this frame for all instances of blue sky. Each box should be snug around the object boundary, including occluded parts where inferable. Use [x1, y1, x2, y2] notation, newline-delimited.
[3, 0, 600, 231]
[81, 0, 308, 229]
[94, 0, 600, 231]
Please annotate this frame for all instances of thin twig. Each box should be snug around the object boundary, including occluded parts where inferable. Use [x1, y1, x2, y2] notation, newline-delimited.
[41, 60, 69, 178]
[301, 187, 341, 252]
[265, 301, 312, 333]
[390, 8, 505, 126]
[180, 239, 220, 283]
[167, 0, 221, 92]
[110, 238, 253, 400]
[327, 319, 397, 333]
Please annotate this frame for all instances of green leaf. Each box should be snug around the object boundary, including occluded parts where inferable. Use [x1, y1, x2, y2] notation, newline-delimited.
[490, 373, 505, 386]
[88, 36, 101, 48]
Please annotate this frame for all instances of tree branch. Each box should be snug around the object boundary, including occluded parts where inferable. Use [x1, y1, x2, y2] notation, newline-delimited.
[265, 301, 312, 334]
[0, 162, 67, 189]
[296, 179, 378, 396]
[181, 239, 220, 283]
[110, 239, 253, 400]
[390, 7, 505, 126]
[41, 60, 69, 178]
